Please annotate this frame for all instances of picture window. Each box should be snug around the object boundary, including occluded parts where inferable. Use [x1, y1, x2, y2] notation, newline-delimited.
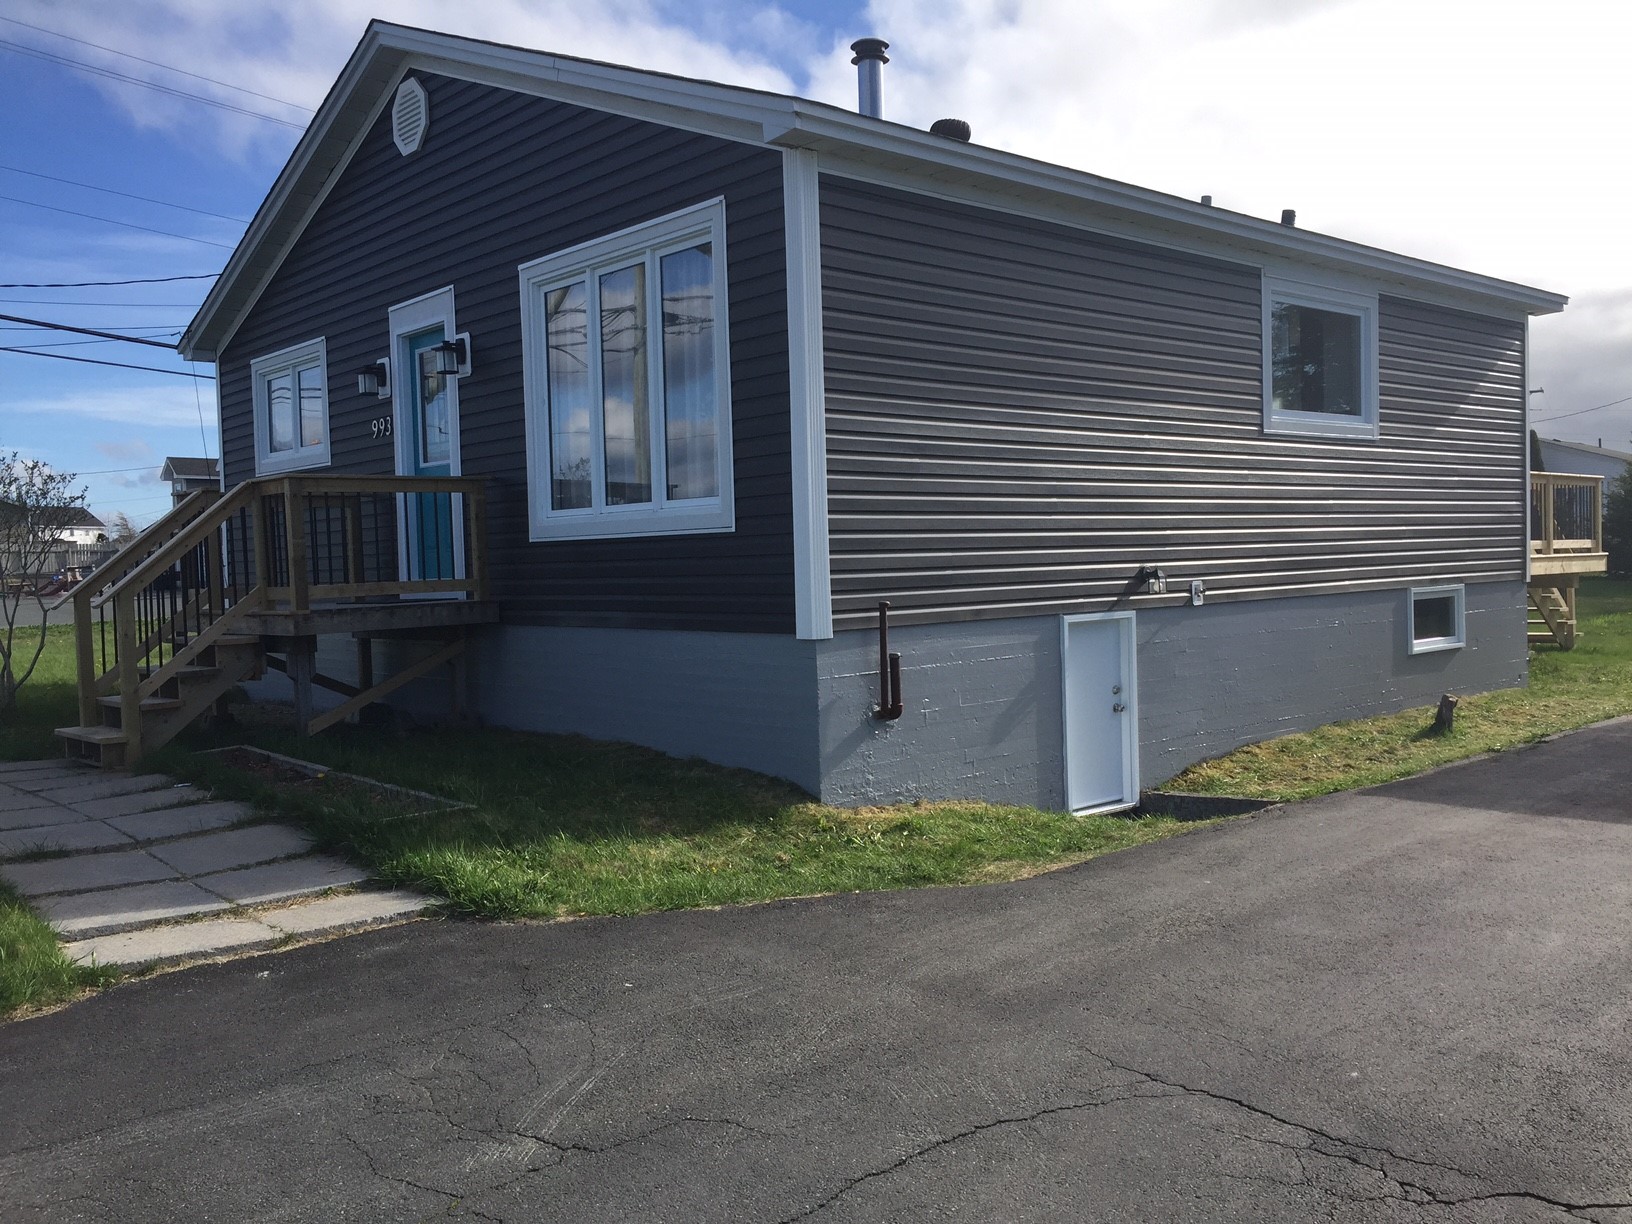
[1263, 277, 1378, 440]
[251, 338, 330, 474]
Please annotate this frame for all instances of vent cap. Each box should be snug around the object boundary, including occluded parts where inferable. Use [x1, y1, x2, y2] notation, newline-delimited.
[930, 118, 971, 142]
[392, 77, 429, 156]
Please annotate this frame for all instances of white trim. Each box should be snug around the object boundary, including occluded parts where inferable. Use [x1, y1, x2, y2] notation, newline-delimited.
[1522, 317, 1532, 587]
[785, 149, 833, 641]
[1408, 584, 1466, 654]
[1261, 274, 1380, 441]
[518, 198, 735, 542]
[181, 23, 1564, 362]
[250, 337, 331, 474]
[1061, 611, 1140, 815]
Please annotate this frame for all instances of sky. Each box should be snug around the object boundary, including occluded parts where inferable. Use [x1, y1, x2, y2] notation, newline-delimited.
[1, 0, 1627, 526]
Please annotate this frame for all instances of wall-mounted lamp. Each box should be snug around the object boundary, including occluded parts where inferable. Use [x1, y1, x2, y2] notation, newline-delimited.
[1136, 564, 1168, 595]
[433, 333, 472, 378]
[356, 358, 390, 398]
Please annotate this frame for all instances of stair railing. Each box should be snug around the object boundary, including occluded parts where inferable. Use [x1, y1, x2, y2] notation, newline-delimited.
[1530, 472, 1604, 557]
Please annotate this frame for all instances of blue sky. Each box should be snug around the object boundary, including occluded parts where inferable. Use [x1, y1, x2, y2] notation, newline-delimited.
[2, 0, 1628, 526]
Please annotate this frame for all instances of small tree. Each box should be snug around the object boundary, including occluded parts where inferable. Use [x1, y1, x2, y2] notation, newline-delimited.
[1605, 466, 1632, 578]
[0, 454, 88, 714]
[105, 511, 139, 547]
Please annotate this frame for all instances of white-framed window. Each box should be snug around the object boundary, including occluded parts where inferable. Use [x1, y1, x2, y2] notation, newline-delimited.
[519, 198, 734, 541]
[1409, 584, 1465, 654]
[251, 338, 330, 473]
[1262, 276, 1379, 440]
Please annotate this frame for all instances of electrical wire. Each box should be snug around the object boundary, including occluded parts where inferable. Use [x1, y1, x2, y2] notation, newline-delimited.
[0, 298, 200, 306]
[0, 348, 212, 379]
[0, 313, 181, 347]
[0, 324, 182, 332]
[0, 193, 236, 248]
[0, 38, 306, 129]
[0, 164, 249, 223]
[0, 274, 216, 288]
[1533, 395, 1632, 423]
[0, 15, 313, 113]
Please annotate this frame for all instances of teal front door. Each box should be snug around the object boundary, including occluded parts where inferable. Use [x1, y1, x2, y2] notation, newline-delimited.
[403, 326, 456, 581]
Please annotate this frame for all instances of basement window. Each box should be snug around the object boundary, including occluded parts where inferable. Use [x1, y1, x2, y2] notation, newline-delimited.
[1263, 277, 1379, 440]
[251, 338, 330, 474]
[518, 199, 734, 541]
[1409, 585, 1465, 654]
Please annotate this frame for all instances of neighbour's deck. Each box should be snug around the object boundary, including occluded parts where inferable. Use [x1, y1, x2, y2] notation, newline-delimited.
[1528, 471, 1607, 648]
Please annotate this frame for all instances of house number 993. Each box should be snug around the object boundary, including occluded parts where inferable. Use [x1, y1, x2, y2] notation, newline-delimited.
[370, 417, 393, 439]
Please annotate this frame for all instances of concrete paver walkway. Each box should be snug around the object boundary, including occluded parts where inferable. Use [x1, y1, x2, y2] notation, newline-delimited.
[0, 758, 434, 967]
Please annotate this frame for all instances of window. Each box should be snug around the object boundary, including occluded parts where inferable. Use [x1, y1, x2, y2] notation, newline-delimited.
[519, 199, 734, 540]
[1409, 585, 1465, 654]
[251, 338, 330, 473]
[1263, 277, 1378, 439]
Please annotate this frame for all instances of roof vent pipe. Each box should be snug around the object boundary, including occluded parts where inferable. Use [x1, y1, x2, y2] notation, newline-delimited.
[851, 38, 889, 119]
[1280, 209, 1297, 226]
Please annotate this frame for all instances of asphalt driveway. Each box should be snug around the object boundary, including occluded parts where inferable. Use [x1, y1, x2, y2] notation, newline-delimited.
[5, 719, 1632, 1222]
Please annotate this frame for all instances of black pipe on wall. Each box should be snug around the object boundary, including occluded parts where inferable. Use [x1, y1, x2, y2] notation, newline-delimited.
[874, 599, 903, 720]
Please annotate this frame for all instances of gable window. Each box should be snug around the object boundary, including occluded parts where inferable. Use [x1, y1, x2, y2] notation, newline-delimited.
[1409, 584, 1465, 654]
[251, 338, 330, 473]
[1262, 277, 1378, 440]
[519, 199, 734, 540]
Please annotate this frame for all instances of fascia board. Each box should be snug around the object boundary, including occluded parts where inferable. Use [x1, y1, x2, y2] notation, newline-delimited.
[765, 110, 1568, 319]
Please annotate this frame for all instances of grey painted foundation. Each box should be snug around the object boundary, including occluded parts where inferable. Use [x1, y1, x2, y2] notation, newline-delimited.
[238, 582, 1526, 811]
[815, 581, 1528, 809]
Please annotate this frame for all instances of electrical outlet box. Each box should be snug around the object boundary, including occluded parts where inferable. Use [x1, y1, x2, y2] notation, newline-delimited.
[1190, 580, 1206, 606]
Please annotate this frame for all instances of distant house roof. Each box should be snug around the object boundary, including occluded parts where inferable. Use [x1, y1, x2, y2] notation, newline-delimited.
[160, 456, 221, 481]
[0, 503, 102, 531]
[1538, 438, 1632, 464]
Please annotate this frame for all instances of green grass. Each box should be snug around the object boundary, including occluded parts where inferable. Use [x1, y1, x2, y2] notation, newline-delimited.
[1168, 578, 1632, 801]
[0, 880, 118, 1016]
[0, 624, 78, 761]
[156, 729, 1191, 918]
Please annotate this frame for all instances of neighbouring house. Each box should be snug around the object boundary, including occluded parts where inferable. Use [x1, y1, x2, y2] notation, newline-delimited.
[70, 23, 1588, 809]
[45, 507, 106, 548]
[1536, 437, 1632, 485]
[160, 456, 222, 507]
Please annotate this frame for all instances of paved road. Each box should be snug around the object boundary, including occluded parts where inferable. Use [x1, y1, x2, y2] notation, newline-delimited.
[6, 720, 1632, 1222]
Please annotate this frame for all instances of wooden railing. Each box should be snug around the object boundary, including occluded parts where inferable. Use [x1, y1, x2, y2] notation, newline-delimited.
[1531, 471, 1604, 556]
[70, 474, 489, 758]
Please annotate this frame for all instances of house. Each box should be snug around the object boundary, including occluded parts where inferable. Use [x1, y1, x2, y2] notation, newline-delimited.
[160, 456, 222, 507]
[45, 507, 105, 548]
[1536, 437, 1631, 485]
[97, 21, 1577, 809]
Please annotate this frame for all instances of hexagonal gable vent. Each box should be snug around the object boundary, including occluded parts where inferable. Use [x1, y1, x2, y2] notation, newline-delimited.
[392, 77, 429, 156]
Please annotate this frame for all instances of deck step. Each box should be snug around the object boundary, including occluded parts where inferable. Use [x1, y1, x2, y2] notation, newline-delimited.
[97, 695, 185, 714]
[213, 635, 262, 647]
[140, 665, 220, 682]
[54, 725, 130, 745]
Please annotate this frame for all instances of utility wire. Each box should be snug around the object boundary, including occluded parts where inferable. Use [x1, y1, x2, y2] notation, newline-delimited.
[0, 348, 213, 378]
[0, 14, 314, 113]
[0, 274, 216, 288]
[1533, 394, 1632, 423]
[0, 193, 236, 248]
[0, 38, 307, 129]
[0, 313, 178, 348]
[0, 324, 182, 332]
[0, 298, 200, 306]
[0, 164, 249, 223]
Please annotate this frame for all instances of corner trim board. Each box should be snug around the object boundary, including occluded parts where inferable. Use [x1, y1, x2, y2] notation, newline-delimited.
[785, 148, 833, 640]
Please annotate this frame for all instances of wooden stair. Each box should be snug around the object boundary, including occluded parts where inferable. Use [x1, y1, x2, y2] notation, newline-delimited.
[58, 635, 266, 768]
[1527, 579, 1580, 650]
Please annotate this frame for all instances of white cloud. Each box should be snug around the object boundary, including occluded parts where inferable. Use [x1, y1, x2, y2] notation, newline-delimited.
[8, 383, 217, 431]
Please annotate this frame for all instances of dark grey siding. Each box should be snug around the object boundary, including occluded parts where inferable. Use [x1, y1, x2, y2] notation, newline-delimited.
[820, 178, 1526, 628]
[220, 74, 793, 633]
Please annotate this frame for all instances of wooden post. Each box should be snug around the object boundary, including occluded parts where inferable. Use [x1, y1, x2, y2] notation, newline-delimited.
[1432, 693, 1458, 734]
[73, 587, 97, 727]
[289, 636, 317, 735]
[467, 481, 490, 602]
[449, 631, 470, 722]
[1540, 476, 1556, 554]
[114, 589, 142, 761]
[206, 520, 225, 619]
[251, 488, 270, 603]
[284, 478, 310, 612]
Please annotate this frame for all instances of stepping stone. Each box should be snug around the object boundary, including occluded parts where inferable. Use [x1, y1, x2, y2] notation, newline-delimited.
[41, 880, 232, 938]
[35, 773, 173, 804]
[7, 768, 104, 793]
[0, 849, 176, 898]
[72, 786, 207, 820]
[0, 787, 70, 814]
[64, 917, 281, 967]
[106, 802, 255, 843]
[0, 820, 133, 858]
[197, 855, 368, 906]
[0, 759, 80, 775]
[0, 803, 79, 831]
[148, 824, 314, 876]
[261, 889, 433, 936]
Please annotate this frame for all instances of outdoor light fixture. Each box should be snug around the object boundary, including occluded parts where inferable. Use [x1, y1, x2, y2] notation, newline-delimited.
[356, 358, 390, 398]
[433, 334, 471, 377]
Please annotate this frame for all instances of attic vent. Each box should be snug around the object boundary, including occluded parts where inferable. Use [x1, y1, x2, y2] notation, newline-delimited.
[392, 78, 429, 156]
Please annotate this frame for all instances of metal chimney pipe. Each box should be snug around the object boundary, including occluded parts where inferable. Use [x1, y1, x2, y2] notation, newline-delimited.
[850, 38, 889, 119]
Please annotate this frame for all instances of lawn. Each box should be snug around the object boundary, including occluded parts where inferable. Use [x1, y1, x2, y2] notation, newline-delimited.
[1167, 578, 1632, 800]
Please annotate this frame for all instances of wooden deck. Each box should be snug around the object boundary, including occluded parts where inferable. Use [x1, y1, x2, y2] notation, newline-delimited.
[1528, 471, 1607, 648]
